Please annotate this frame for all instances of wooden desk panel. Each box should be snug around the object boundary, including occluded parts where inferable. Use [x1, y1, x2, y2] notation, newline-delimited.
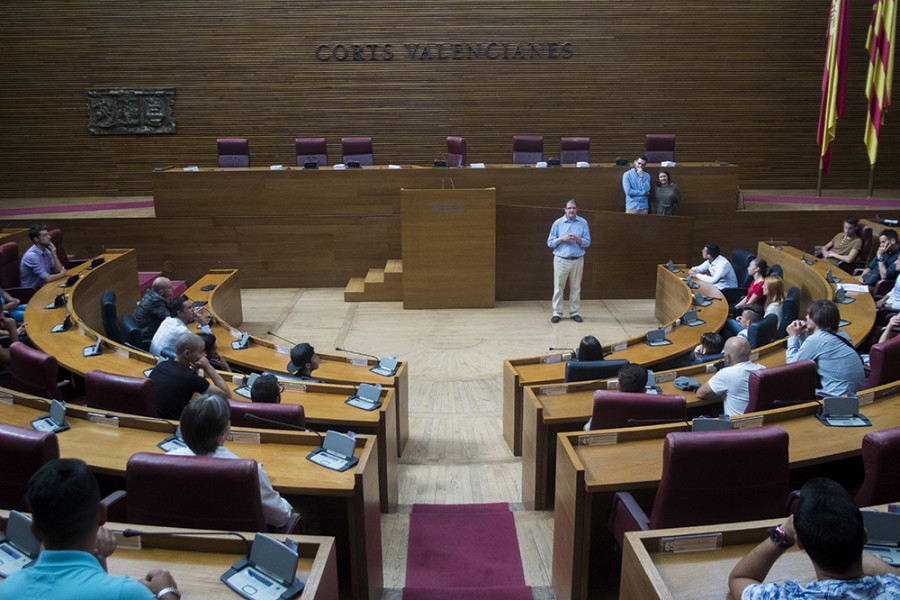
[0, 395, 381, 599]
[153, 163, 738, 218]
[552, 387, 900, 600]
[0, 515, 340, 600]
[503, 266, 726, 455]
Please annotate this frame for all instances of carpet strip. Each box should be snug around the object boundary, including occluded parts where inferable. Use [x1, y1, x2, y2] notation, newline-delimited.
[404, 503, 531, 599]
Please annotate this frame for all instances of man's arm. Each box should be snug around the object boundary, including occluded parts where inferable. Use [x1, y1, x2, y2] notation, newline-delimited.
[547, 220, 561, 248]
[695, 380, 722, 401]
[728, 517, 795, 598]
[579, 220, 591, 249]
[196, 356, 231, 398]
[622, 170, 644, 199]
[45, 241, 66, 281]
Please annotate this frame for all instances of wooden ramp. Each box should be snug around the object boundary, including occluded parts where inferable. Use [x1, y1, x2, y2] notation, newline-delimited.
[344, 259, 403, 302]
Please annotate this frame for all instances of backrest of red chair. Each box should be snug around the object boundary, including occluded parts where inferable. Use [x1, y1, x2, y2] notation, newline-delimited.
[559, 137, 590, 164]
[446, 136, 467, 167]
[341, 137, 374, 165]
[10, 342, 63, 401]
[649, 426, 789, 530]
[85, 370, 157, 418]
[644, 134, 675, 163]
[295, 137, 328, 167]
[865, 334, 900, 389]
[746, 359, 817, 413]
[0, 423, 60, 511]
[48, 229, 71, 269]
[855, 426, 900, 507]
[512, 135, 543, 164]
[857, 224, 874, 264]
[126, 452, 267, 532]
[229, 399, 306, 429]
[591, 391, 686, 430]
[0, 242, 19, 288]
[217, 138, 250, 168]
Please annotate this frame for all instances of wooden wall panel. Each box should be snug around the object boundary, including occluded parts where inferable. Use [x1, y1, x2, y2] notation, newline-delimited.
[3, 1, 899, 200]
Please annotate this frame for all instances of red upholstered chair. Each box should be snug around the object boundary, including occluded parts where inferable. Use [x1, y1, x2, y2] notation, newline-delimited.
[643, 134, 676, 163]
[0, 423, 60, 511]
[0, 241, 35, 303]
[10, 341, 69, 402]
[745, 360, 817, 414]
[559, 137, 590, 164]
[295, 137, 328, 167]
[512, 135, 543, 164]
[446, 136, 467, 167]
[864, 334, 900, 389]
[85, 370, 157, 418]
[854, 426, 900, 507]
[217, 138, 250, 168]
[48, 229, 87, 269]
[609, 426, 789, 547]
[341, 137, 374, 165]
[590, 391, 686, 430]
[229, 399, 306, 430]
[124, 452, 301, 534]
[837, 224, 873, 274]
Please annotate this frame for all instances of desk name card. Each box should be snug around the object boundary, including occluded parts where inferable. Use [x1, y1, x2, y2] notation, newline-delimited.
[612, 342, 628, 353]
[658, 532, 723, 553]
[732, 415, 764, 429]
[0, 391, 14, 405]
[113, 346, 129, 359]
[88, 413, 120, 428]
[349, 358, 368, 366]
[858, 392, 875, 406]
[655, 372, 677, 384]
[540, 385, 568, 396]
[283, 382, 307, 393]
[228, 431, 261, 445]
[578, 432, 618, 446]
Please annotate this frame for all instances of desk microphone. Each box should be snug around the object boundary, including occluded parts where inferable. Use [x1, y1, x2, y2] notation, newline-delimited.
[334, 347, 380, 361]
[119, 529, 251, 556]
[266, 331, 296, 346]
[245, 413, 324, 445]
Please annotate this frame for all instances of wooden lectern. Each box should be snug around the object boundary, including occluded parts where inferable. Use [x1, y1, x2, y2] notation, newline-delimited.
[400, 188, 496, 309]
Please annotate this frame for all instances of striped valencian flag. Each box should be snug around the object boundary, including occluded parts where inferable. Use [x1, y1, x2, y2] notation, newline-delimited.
[864, 0, 897, 165]
[818, 0, 852, 174]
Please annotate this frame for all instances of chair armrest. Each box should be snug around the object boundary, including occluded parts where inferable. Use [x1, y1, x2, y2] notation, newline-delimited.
[100, 490, 128, 524]
[609, 491, 651, 549]
[853, 268, 865, 277]
[873, 279, 893, 300]
[721, 287, 748, 306]
[4, 287, 36, 303]
[68, 257, 89, 267]
[272, 513, 303, 535]
[837, 260, 864, 275]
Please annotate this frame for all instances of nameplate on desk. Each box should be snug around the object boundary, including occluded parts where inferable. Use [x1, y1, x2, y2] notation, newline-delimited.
[183, 166, 200, 171]
[664, 324, 673, 334]
[732, 415, 764, 429]
[659, 532, 722, 553]
[115, 533, 143, 550]
[541, 354, 563, 364]
[230, 328, 242, 338]
[578, 432, 618, 446]
[0, 391, 13, 405]
[282, 382, 306, 393]
[705, 362, 720, 374]
[113, 346, 129, 359]
[858, 392, 875, 406]
[606, 379, 618, 390]
[540, 385, 568, 396]
[749, 351, 760, 361]
[275, 345, 290, 355]
[612, 342, 627, 353]
[76, 323, 87, 336]
[655, 372, 677, 384]
[88, 413, 120, 428]
[349, 358, 368, 366]
[228, 431, 261, 445]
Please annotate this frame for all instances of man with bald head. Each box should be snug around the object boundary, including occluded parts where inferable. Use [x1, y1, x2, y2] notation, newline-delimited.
[134, 276, 175, 342]
[695, 337, 765, 416]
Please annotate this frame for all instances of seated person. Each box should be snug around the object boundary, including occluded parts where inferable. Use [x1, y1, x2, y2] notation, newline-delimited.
[576, 335, 604, 361]
[0, 287, 25, 322]
[820, 215, 863, 266]
[19, 223, 67, 290]
[149, 295, 209, 357]
[857, 228, 900, 287]
[688, 243, 738, 290]
[729, 477, 900, 599]
[878, 314, 900, 343]
[762, 275, 786, 331]
[734, 258, 768, 311]
[0, 458, 179, 600]
[286, 342, 321, 381]
[786, 299, 866, 397]
[874, 253, 900, 310]
[722, 304, 764, 340]
[0, 316, 26, 366]
[149, 332, 231, 419]
[657, 332, 725, 371]
[134, 277, 174, 342]
[695, 337, 765, 416]
[584, 363, 646, 430]
[198, 331, 231, 373]
[167, 392, 293, 529]
[251, 373, 282, 403]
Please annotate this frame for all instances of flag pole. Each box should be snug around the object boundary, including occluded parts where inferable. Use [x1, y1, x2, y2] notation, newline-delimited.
[817, 158, 824, 197]
[868, 165, 875, 197]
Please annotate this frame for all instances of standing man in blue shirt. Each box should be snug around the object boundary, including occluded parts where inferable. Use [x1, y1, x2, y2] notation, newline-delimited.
[622, 155, 651, 214]
[547, 199, 591, 323]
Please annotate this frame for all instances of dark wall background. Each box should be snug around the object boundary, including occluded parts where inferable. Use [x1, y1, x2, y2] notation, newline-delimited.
[3, 1, 899, 198]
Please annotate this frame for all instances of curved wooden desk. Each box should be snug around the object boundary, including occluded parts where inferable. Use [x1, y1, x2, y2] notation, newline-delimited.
[503, 264, 728, 455]
[24, 255, 399, 513]
[1, 511, 340, 600]
[551, 381, 900, 600]
[0, 390, 381, 600]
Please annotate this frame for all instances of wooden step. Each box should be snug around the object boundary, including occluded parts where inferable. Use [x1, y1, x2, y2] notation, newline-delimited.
[364, 268, 385, 284]
[344, 261, 403, 302]
[384, 260, 403, 287]
[343, 277, 366, 302]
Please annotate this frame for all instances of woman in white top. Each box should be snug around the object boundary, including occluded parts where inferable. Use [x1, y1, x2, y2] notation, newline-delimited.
[763, 275, 786, 331]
